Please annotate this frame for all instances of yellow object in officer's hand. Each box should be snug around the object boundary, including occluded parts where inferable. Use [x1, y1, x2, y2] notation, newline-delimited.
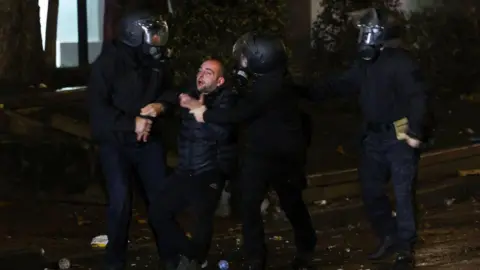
[393, 117, 409, 140]
[393, 117, 421, 148]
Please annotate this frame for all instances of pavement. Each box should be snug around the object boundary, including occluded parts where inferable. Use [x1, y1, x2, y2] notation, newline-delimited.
[0, 98, 480, 269]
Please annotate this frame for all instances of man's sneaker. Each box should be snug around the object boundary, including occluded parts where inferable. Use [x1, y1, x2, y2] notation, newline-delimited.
[176, 255, 200, 270]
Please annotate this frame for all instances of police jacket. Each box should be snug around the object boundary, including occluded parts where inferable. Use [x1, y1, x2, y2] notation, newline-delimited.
[161, 85, 238, 175]
[203, 69, 306, 159]
[87, 41, 173, 144]
[310, 48, 428, 140]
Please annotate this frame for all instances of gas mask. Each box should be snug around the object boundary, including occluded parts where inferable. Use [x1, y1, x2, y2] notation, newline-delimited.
[233, 67, 249, 90]
[234, 54, 249, 87]
[353, 8, 388, 61]
[142, 44, 166, 60]
[229, 45, 249, 93]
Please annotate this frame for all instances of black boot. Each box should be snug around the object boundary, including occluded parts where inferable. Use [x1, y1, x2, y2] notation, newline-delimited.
[291, 251, 314, 270]
[368, 235, 395, 260]
[391, 251, 414, 270]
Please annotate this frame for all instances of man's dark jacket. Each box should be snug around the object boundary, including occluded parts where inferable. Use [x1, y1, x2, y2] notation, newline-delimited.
[160, 85, 238, 176]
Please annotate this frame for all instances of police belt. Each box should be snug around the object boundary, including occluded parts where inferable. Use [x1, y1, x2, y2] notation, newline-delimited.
[366, 122, 394, 133]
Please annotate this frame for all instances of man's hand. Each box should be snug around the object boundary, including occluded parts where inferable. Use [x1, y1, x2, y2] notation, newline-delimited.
[141, 103, 164, 118]
[135, 117, 152, 142]
[179, 93, 204, 110]
[399, 132, 421, 148]
[405, 135, 421, 148]
[137, 131, 150, 142]
[190, 106, 207, 123]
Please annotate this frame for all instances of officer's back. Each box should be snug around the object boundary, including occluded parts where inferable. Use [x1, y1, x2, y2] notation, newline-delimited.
[214, 32, 306, 158]
[244, 69, 305, 157]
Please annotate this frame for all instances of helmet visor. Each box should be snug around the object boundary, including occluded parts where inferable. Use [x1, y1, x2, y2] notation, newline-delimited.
[139, 18, 169, 46]
[233, 33, 253, 68]
[357, 25, 383, 46]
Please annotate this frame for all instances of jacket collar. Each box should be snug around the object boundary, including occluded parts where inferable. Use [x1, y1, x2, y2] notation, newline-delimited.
[189, 83, 228, 100]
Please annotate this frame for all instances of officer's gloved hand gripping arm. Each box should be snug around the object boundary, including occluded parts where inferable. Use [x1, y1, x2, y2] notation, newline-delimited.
[298, 63, 362, 102]
[396, 56, 427, 141]
[87, 61, 135, 132]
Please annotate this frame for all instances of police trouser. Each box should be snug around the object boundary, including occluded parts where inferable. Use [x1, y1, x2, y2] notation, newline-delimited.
[149, 169, 225, 263]
[359, 130, 419, 252]
[239, 152, 317, 262]
[98, 140, 167, 268]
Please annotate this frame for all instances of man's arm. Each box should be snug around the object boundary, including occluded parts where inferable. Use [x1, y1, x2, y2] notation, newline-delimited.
[160, 63, 178, 102]
[202, 89, 238, 140]
[151, 62, 178, 114]
[153, 87, 180, 116]
[396, 55, 428, 141]
[141, 67, 195, 118]
[297, 63, 362, 102]
[203, 79, 276, 124]
[156, 88, 180, 105]
[87, 60, 135, 133]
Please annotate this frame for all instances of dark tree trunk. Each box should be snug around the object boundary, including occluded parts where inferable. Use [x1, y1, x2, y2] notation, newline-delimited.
[103, 0, 122, 42]
[0, 0, 45, 88]
[45, 0, 59, 70]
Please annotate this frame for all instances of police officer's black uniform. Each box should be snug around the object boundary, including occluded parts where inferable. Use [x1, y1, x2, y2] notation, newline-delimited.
[199, 33, 317, 270]
[87, 11, 172, 270]
[308, 8, 428, 269]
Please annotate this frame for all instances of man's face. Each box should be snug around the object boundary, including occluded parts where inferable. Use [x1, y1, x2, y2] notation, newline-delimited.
[196, 60, 225, 93]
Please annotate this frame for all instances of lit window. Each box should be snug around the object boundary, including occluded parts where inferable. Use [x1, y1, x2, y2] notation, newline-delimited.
[38, 0, 104, 68]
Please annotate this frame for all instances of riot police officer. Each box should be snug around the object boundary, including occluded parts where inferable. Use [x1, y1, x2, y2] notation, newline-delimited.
[87, 11, 172, 270]
[181, 32, 317, 270]
[307, 8, 428, 269]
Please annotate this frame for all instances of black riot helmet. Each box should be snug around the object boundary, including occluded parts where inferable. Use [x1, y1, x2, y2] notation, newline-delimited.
[118, 11, 169, 59]
[232, 32, 287, 75]
[355, 8, 401, 61]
